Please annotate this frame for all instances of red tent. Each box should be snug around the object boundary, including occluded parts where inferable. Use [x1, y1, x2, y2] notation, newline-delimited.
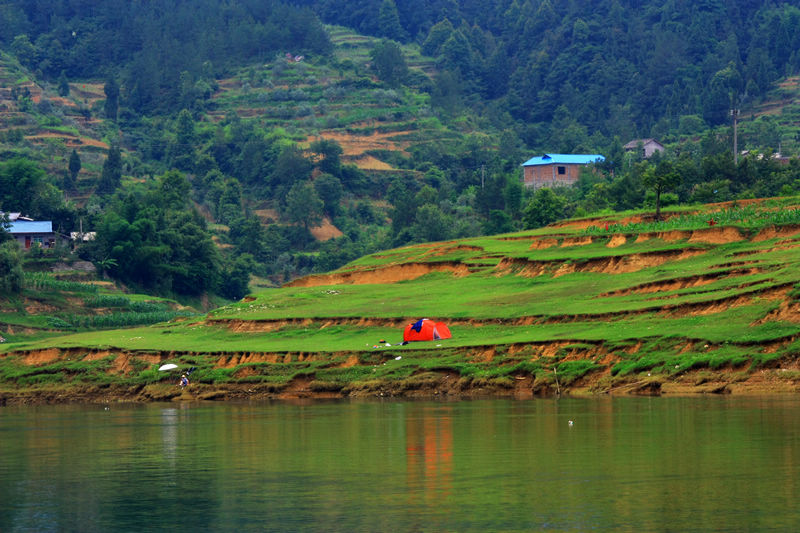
[403, 319, 452, 342]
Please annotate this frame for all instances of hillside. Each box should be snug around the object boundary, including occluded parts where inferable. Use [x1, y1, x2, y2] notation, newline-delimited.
[0, 263, 198, 346]
[3, 198, 800, 403]
[208, 25, 451, 175]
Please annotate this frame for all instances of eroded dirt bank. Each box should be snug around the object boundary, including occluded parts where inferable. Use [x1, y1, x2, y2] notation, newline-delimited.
[2, 343, 800, 406]
[2, 370, 799, 406]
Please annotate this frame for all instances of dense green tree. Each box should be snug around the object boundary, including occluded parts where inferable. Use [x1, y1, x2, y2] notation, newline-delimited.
[430, 69, 462, 114]
[387, 176, 418, 235]
[439, 30, 473, 73]
[0, 158, 46, 214]
[169, 109, 197, 172]
[503, 177, 524, 219]
[160, 211, 219, 295]
[642, 161, 681, 220]
[378, 0, 406, 41]
[484, 209, 514, 235]
[370, 39, 408, 87]
[271, 145, 313, 188]
[284, 181, 324, 230]
[10, 34, 36, 67]
[411, 204, 451, 242]
[91, 176, 219, 296]
[314, 173, 343, 218]
[229, 215, 267, 261]
[309, 139, 343, 176]
[415, 185, 438, 207]
[97, 143, 123, 196]
[57, 70, 69, 96]
[68, 149, 81, 185]
[104, 76, 119, 121]
[0, 241, 24, 296]
[523, 188, 567, 229]
[158, 170, 191, 209]
[219, 254, 254, 301]
[422, 18, 454, 56]
[475, 174, 506, 216]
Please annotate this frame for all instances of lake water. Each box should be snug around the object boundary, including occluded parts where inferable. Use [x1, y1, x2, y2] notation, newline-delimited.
[2, 396, 800, 532]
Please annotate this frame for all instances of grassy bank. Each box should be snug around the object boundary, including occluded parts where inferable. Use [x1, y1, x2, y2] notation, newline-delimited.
[2, 199, 800, 402]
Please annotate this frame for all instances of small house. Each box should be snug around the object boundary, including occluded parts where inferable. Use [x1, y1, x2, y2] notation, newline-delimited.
[7, 220, 57, 249]
[521, 154, 605, 189]
[624, 138, 665, 158]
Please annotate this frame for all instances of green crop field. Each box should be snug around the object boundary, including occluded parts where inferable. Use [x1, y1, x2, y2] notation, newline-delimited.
[3, 199, 800, 401]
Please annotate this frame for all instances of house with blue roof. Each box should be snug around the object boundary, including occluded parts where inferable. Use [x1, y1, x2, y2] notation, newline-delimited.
[7, 219, 58, 249]
[521, 153, 605, 189]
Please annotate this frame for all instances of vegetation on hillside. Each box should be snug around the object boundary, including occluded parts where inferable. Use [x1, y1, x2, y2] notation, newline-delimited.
[1, 0, 800, 305]
[3, 199, 800, 400]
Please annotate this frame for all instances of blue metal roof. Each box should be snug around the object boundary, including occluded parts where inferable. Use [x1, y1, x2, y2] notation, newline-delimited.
[8, 220, 53, 234]
[522, 154, 605, 166]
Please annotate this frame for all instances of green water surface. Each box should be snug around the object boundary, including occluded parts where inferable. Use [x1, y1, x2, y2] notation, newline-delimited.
[1, 397, 799, 532]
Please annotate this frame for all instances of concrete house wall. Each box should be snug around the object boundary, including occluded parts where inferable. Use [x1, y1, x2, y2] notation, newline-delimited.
[521, 154, 605, 189]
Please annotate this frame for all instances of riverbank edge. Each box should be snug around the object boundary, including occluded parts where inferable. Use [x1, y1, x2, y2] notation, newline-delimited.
[2, 370, 799, 406]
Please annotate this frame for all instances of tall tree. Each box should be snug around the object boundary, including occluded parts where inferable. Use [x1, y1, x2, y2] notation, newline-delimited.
[422, 18, 454, 56]
[642, 161, 681, 220]
[309, 139, 343, 176]
[104, 76, 119, 121]
[0, 158, 46, 214]
[0, 241, 24, 296]
[284, 181, 324, 230]
[378, 0, 407, 41]
[370, 39, 408, 87]
[68, 149, 81, 185]
[314, 173, 343, 218]
[169, 109, 197, 172]
[57, 70, 69, 97]
[97, 143, 122, 196]
[523, 188, 567, 229]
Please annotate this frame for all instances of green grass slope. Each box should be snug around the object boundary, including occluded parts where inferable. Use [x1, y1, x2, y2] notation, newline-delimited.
[3, 198, 800, 402]
[0, 266, 196, 345]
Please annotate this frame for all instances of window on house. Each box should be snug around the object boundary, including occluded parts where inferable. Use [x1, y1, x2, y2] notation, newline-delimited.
[557, 166, 566, 175]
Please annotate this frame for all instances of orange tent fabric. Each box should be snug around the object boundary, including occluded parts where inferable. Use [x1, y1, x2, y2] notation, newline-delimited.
[403, 319, 452, 342]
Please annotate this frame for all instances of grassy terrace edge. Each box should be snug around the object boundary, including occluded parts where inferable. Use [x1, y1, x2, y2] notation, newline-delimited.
[2, 199, 800, 403]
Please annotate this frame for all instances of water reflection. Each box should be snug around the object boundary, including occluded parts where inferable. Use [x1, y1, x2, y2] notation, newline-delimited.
[405, 406, 453, 523]
[2, 398, 800, 531]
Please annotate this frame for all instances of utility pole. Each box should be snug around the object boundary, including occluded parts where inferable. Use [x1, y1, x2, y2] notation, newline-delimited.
[481, 165, 485, 189]
[732, 108, 739, 164]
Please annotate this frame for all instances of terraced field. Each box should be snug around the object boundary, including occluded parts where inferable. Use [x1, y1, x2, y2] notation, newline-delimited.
[209, 25, 455, 172]
[3, 198, 800, 403]
[0, 53, 111, 199]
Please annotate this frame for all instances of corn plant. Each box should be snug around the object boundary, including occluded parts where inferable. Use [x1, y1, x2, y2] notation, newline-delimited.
[24, 273, 98, 293]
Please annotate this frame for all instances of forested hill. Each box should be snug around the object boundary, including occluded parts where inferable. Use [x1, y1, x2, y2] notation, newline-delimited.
[0, 0, 330, 114]
[300, 0, 800, 139]
[4, 1, 800, 136]
[2, 0, 800, 305]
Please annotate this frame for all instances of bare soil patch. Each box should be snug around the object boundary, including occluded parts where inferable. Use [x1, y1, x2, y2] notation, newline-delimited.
[606, 234, 627, 248]
[351, 154, 394, 170]
[530, 238, 558, 250]
[286, 261, 471, 287]
[495, 248, 706, 278]
[662, 285, 790, 318]
[310, 217, 344, 241]
[23, 348, 61, 365]
[688, 226, 745, 244]
[24, 132, 108, 149]
[600, 268, 762, 297]
[752, 297, 800, 325]
[752, 225, 800, 242]
[561, 236, 593, 247]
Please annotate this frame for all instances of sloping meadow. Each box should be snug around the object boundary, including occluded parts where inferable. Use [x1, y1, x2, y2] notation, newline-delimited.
[4, 200, 800, 399]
